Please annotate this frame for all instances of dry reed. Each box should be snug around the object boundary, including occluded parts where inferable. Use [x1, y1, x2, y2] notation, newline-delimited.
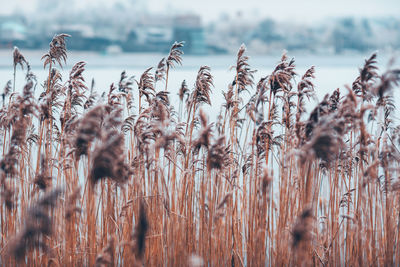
[0, 35, 399, 267]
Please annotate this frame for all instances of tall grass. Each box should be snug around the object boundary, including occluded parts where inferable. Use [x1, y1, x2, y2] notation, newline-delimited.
[1, 34, 400, 266]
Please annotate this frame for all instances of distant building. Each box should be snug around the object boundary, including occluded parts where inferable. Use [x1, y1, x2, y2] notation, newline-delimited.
[135, 26, 173, 51]
[173, 15, 206, 55]
[122, 15, 173, 52]
[0, 16, 27, 48]
[49, 24, 112, 51]
[122, 14, 207, 54]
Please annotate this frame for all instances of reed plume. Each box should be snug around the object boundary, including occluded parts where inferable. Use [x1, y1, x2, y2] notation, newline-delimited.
[12, 47, 28, 93]
[165, 41, 184, 91]
[132, 201, 148, 260]
[193, 109, 213, 151]
[33, 154, 51, 190]
[155, 57, 166, 82]
[269, 52, 296, 94]
[207, 136, 230, 170]
[234, 44, 256, 94]
[7, 188, 62, 260]
[2, 80, 11, 105]
[188, 66, 213, 109]
[292, 207, 313, 249]
[178, 79, 189, 102]
[95, 236, 115, 267]
[13, 47, 27, 70]
[90, 113, 130, 185]
[74, 105, 105, 158]
[166, 41, 184, 69]
[137, 67, 155, 111]
[41, 33, 70, 69]
[353, 52, 378, 101]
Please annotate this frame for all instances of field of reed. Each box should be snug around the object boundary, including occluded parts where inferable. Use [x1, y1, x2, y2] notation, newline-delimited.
[1, 34, 400, 266]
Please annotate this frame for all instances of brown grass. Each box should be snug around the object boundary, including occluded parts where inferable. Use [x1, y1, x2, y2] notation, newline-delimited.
[0, 35, 400, 266]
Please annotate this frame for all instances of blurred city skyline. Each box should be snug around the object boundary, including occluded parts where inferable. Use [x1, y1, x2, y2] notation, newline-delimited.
[0, 0, 399, 55]
[1, 0, 400, 23]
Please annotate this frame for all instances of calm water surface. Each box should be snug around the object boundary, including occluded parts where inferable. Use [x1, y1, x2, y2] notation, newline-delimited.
[0, 50, 398, 118]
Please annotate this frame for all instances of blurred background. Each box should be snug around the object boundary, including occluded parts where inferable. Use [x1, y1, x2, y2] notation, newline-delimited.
[0, 0, 399, 55]
[0, 0, 399, 113]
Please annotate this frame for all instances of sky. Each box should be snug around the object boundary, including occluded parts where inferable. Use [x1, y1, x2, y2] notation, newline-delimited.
[1, 0, 400, 23]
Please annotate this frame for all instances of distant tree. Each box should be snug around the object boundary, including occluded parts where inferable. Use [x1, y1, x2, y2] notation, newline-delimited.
[127, 31, 138, 42]
[331, 17, 371, 53]
[254, 19, 282, 43]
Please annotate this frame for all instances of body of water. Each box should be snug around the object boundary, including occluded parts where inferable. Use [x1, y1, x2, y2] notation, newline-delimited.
[0, 50, 397, 119]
